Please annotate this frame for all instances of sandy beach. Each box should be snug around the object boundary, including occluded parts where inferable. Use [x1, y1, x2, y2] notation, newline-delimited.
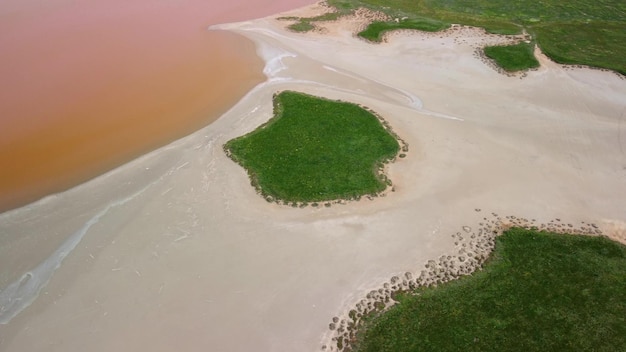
[1, 2, 625, 351]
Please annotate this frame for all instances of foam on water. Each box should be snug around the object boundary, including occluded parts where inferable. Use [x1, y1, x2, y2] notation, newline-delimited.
[211, 23, 298, 79]
[244, 38, 295, 79]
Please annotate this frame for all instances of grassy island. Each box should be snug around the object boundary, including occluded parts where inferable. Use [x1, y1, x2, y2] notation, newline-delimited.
[278, 0, 626, 75]
[224, 91, 403, 205]
[346, 228, 626, 351]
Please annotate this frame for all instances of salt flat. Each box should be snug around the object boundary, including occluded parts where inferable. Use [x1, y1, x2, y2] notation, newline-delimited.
[1, 4, 625, 351]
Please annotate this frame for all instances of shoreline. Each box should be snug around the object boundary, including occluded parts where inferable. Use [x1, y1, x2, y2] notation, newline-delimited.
[1, 2, 625, 351]
[321, 213, 621, 351]
[0, 0, 318, 213]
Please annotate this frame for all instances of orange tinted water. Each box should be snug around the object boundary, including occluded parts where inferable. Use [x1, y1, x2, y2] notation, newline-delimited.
[0, 0, 314, 212]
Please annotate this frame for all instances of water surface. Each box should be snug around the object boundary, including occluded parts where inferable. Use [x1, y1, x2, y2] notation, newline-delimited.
[0, 0, 314, 212]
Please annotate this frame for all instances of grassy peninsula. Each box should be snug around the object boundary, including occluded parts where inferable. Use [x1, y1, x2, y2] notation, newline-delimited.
[347, 228, 626, 351]
[224, 91, 403, 205]
[320, 0, 625, 75]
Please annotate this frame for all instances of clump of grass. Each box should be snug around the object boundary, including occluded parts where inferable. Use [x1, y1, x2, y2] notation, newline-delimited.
[224, 91, 402, 204]
[351, 228, 626, 351]
[358, 18, 450, 42]
[280, 10, 348, 33]
[484, 42, 539, 72]
[287, 21, 315, 32]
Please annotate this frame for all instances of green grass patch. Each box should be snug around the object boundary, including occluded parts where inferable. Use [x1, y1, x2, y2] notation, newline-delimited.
[326, 0, 626, 74]
[534, 22, 626, 75]
[224, 91, 401, 203]
[280, 10, 349, 33]
[351, 228, 626, 351]
[484, 42, 539, 72]
[358, 18, 450, 42]
[287, 21, 315, 32]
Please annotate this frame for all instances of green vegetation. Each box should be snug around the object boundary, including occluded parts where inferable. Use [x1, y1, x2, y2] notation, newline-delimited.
[287, 21, 316, 32]
[358, 18, 449, 42]
[351, 228, 626, 351]
[535, 22, 626, 74]
[325, 0, 626, 74]
[224, 91, 402, 204]
[484, 42, 540, 72]
[279, 11, 349, 32]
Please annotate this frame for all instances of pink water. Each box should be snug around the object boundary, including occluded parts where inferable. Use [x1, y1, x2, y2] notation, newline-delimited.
[0, 0, 315, 212]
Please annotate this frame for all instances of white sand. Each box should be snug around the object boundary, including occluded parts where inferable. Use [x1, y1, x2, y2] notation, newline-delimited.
[1, 4, 625, 351]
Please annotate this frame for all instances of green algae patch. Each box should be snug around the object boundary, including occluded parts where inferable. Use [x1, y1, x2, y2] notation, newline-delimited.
[224, 91, 404, 205]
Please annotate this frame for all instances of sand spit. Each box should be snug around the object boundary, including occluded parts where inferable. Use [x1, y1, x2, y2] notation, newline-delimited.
[1, 3, 626, 351]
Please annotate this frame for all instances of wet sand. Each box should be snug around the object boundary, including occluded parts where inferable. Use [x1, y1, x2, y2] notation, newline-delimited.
[1, 3, 626, 352]
[0, 0, 315, 212]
